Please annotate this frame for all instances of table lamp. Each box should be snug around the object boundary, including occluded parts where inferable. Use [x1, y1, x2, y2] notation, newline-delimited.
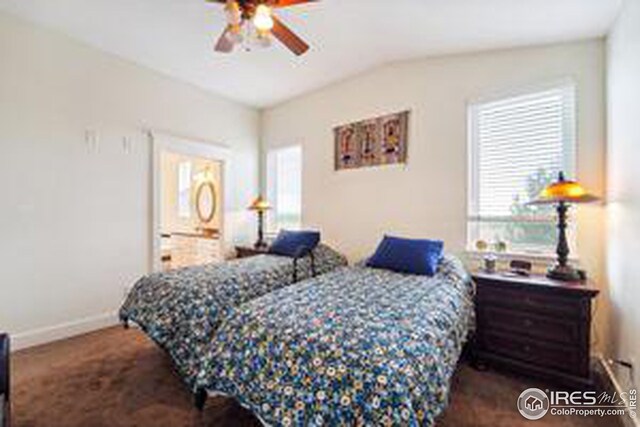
[528, 172, 599, 281]
[248, 196, 271, 249]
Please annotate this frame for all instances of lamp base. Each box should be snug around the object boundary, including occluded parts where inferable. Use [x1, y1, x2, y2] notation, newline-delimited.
[546, 264, 583, 282]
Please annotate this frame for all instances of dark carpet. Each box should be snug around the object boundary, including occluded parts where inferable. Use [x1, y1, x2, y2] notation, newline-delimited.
[10, 327, 620, 427]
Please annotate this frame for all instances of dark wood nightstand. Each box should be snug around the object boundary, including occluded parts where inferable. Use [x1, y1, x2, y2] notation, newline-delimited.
[472, 271, 599, 388]
[235, 245, 269, 259]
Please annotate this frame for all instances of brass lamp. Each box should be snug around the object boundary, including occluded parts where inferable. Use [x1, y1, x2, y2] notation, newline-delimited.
[528, 172, 599, 281]
[248, 196, 271, 249]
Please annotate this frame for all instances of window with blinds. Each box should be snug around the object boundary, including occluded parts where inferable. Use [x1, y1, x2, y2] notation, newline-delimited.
[267, 145, 302, 232]
[468, 84, 576, 254]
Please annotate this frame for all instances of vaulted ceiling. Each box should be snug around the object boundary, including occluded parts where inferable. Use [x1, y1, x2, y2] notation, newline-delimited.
[0, 0, 623, 107]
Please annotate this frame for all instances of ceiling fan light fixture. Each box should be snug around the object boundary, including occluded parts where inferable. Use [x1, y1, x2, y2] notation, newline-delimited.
[256, 31, 272, 48]
[226, 24, 244, 44]
[210, 0, 313, 56]
[253, 4, 274, 31]
[224, 1, 242, 25]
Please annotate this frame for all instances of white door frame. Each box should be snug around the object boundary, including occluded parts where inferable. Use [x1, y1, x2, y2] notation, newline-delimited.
[149, 131, 232, 272]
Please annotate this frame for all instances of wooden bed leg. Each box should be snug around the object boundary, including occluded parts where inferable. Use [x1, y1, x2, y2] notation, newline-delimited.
[194, 388, 207, 411]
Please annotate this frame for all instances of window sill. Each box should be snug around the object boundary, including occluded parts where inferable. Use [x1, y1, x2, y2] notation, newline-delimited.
[464, 249, 578, 265]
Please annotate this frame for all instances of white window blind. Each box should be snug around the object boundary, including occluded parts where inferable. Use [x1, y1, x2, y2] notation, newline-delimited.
[468, 84, 576, 254]
[267, 145, 302, 232]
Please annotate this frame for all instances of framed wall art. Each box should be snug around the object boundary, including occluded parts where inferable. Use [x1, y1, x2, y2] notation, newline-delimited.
[334, 110, 409, 170]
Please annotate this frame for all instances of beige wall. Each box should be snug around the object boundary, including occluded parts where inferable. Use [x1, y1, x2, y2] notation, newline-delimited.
[606, 0, 640, 389]
[160, 152, 223, 233]
[0, 6, 619, 362]
[262, 40, 608, 350]
[0, 11, 260, 348]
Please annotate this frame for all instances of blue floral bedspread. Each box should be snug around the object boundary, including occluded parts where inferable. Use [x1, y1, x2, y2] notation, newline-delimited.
[197, 256, 474, 426]
[119, 244, 346, 388]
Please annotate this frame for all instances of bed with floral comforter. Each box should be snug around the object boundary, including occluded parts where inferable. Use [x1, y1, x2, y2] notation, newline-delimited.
[119, 244, 346, 387]
[196, 255, 474, 426]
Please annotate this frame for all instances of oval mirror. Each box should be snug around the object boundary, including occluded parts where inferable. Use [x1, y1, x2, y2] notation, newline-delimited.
[195, 182, 216, 223]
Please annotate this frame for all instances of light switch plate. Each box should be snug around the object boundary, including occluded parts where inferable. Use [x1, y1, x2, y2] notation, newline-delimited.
[122, 136, 132, 154]
[85, 130, 98, 153]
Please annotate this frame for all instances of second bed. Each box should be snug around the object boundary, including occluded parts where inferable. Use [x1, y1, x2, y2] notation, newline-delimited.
[119, 243, 347, 387]
[195, 255, 474, 426]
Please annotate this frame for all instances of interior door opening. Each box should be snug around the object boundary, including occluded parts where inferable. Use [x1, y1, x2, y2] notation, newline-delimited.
[159, 151, 224, 271]
[150, 132, 231, 273]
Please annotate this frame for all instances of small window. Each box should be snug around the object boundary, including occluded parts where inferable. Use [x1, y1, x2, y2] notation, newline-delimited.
[468, 84, 576, 254]
[177, 161, 192, 219]
[267, 145, 302, 232]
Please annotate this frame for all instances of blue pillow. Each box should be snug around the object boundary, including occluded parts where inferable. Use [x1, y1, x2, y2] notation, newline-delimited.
[366, 235, 444, 276]
[269, 230, 321, 258]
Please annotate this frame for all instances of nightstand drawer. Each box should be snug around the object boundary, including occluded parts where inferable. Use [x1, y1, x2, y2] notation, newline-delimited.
[472, 272, 598, 387]
[477, 283, 584, 318]
[478, 306, 582, 345]
[482, 332, 586, 376]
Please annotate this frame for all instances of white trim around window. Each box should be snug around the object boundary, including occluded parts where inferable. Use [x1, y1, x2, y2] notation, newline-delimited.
[467, 80, 577, 256]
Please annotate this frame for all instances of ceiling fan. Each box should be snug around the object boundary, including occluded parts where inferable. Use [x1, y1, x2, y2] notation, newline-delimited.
[206, 0, 317, 56]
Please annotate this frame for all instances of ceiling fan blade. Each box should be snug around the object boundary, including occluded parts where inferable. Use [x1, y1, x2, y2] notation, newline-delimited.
[271, 15, 309, 56]
[273, 0, 318, 7]
[214, 27, 234, 53]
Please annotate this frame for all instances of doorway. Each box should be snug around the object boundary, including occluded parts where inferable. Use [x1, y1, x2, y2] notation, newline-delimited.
[150, 132, 231, 272]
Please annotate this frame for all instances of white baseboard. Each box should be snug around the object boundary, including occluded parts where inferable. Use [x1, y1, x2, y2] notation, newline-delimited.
[597, 355, 640, 427]
[11, 312, 119, 351]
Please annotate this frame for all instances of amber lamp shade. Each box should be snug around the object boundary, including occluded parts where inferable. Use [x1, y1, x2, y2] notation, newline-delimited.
[528, 172, 599, 282]
[248, 196, 271, 212]
[248, 196, 271, 249]
[529, 177, 599, 205]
